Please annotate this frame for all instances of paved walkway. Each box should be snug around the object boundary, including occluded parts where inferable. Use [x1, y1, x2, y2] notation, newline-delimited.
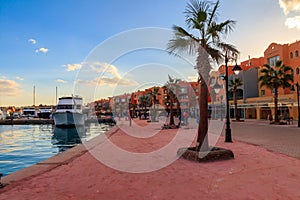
[0, 119, 300, 200]
[231, 119, 300, 159]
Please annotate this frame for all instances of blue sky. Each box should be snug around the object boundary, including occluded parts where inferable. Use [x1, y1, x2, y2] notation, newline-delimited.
[0, 0, 300, 106]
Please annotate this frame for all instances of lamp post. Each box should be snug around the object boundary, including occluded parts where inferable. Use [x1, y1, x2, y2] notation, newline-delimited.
[291, 82, 300, 127]
[224, 54, 242, 143]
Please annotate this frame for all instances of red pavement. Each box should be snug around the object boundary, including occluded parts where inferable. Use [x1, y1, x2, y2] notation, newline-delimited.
[0, 119, 300, 200]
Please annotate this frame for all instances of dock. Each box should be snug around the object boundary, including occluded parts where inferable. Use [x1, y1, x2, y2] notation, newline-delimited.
[0, 119, 54, 125]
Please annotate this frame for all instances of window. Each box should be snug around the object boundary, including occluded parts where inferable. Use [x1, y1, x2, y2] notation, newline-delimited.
[268, 55, 280, 66]
[261, 90, 266, 96]
[180, 95, 188, 100]
[296, 50, 299, 57]
[210, 78, 216, 85]
[290, 52, 294, 59]
[296, 68, 300, 75]
[76, 105, 81, 109]
[180, 87, 188, 94]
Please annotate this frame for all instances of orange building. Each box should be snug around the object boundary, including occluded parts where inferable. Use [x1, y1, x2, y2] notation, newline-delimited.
[94, 99, 110, 112]
[213, 40, 299, 121]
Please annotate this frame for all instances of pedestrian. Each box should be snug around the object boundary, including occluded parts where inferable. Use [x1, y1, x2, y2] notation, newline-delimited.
[268, 114, 273, 122]
[183, 111, 189, 125]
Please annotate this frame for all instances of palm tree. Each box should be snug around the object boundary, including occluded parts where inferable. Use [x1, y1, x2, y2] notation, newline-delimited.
[139, 95, 151, 119]
[167, 0, 238, 151]
[229, 77, 243, 121]
[129, 102, 137, 118]
[165, 75, 181, 126]
[259, 60, 294, 123]
[148, 87, 160, 121]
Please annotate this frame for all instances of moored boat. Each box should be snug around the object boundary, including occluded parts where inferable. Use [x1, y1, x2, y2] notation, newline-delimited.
[52, 96, 86, 127]
[37, 107, 53, 119]
[22, 107, 37, 118]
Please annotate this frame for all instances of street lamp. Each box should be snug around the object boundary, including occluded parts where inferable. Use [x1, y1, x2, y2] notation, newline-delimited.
[291, 82, 300, 127]
[224, 55, 242, 142]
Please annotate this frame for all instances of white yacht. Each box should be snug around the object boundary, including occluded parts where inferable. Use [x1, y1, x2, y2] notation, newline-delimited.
[52, 96, 86, 127]
[37, 107, 53, 119]
[22, 107, 37, 118]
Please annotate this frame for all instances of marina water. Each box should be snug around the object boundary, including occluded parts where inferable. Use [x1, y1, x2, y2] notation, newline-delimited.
[0, 123, 111, 176]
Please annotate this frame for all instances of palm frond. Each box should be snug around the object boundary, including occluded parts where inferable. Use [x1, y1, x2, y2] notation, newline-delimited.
[216, 20, 236, 35]
[207, 0, 219, 27]
[167, 26, 199, 55]
[259, 60, 294, 90]
[217, 42, 239, 61]
[185, 0, 209, 28]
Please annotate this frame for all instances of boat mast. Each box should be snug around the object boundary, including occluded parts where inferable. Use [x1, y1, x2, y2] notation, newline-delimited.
[33, 85, 35, 106]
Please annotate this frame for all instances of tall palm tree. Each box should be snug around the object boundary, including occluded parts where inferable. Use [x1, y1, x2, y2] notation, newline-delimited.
[148, 87, 160, 121]
[167, 0, 238, 151]
[165, 75, 181, 126]
[229, 77, 243, 121]
[259, 60, 294, 123]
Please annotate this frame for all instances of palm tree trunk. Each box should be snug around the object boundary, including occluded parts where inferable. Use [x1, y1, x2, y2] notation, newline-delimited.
[169, 94, 175, 125]
[234, 90, 239, 121]
[274, 89, 279, 123]
[169, 98, 175, 125]
[153, 96, 156, 121]
[196, 78, 209, 152]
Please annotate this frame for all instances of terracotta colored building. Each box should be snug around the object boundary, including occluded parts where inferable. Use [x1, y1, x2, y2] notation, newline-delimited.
[93, 99, 110, 112]
[213, 40, 299, 121]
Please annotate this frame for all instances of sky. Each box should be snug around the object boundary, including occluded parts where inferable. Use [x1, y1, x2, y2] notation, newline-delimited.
[0, 0, 300, 106]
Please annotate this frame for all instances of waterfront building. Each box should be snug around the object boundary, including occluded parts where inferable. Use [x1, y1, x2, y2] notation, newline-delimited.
[212, 40, 299, 121]
[109, 93, 131, 117]
[92, 40, 299, 122]
[93, 99, 110, 112]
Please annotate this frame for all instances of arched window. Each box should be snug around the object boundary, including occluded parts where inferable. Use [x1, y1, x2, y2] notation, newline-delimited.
[296, 50, 299, 57]
[296, 67, 300, 75]
[290, 52, 294, 59]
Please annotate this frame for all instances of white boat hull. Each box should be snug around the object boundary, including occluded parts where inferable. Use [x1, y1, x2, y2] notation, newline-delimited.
[52, 112, 85, 127]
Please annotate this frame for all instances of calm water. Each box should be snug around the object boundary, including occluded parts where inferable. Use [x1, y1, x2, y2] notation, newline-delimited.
[0, 123, 112, 176]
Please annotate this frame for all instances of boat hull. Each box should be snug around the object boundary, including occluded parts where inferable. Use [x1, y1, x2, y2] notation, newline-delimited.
[52, 112, 85, 127]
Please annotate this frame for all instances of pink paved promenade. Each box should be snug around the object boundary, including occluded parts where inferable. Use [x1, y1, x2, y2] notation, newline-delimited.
[1, 120, 300, 200]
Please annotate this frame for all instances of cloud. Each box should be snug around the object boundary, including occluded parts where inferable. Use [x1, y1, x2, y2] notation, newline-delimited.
[279, 0, 300, 14]
[35, 47, 49, 53]
[65, 63, 82, 71]
[285, 16, 300, 29]
[76, 76, 138, 87]
[0, 78, 21, 96]
[28, 38, 37, 44]
[15, 76, 24, 81]
[88, 62, 121, 78]
[76, 62, 138, 87]
[55, 79, 67, 83]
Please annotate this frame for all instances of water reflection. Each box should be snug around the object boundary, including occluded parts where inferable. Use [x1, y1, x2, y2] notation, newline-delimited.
[52, 126, 86, 152]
